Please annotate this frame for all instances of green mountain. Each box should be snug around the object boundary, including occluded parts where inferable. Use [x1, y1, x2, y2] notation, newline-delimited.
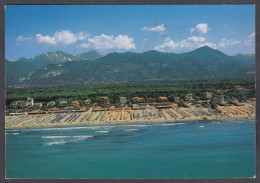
[31, 51, 81, 66]
[5, 59, 39, 85]
[233, 53, 255, 68]
[6, 46, 255, 86]
[76, 50, 103, 61]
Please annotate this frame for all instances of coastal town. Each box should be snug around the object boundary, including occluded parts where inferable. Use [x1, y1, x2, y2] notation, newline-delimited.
[5, 85, 255, 129]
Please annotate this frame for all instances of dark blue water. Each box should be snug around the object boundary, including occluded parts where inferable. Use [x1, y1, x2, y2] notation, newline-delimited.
[6, 119, 255, 178]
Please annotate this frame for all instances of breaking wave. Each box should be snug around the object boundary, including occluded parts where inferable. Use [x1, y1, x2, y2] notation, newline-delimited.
[42, 135, 94, 146]
[124, 129, 139, 131]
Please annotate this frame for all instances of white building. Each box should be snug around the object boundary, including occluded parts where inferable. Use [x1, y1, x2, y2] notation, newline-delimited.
[27, 97, 34, 106]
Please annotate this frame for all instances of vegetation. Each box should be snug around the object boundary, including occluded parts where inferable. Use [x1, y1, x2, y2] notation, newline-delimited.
[6, 46, 255, 86]
[6, 80, 255, 106]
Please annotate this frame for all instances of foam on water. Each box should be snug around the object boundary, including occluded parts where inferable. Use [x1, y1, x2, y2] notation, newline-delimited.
[20, 125, 118, 132]
[160, 123, 186, 126]
[47, 141, 66, 146]
[126, 124, 151, 127]
[199, 126, 204, 128]
[124, 129, 139, 131]
[42, 135, 94, 139]
[95, 131, 109, 133]
[42, 135, 94, 146]
[12, 133, 19, 135]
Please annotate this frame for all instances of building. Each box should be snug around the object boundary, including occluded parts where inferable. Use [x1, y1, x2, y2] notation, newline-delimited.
[10, 100, 28, 108]
[132, 97, 145, 102]
[203, 92, 212, 100]
[28, 111, 47, 115]
[84, 99, 91, 105]
[234, 87, 252, 95]
[185, 94, 193, 101]
[59, 101, 68, 107]
[92, 106, 108, 111]
[71, 101, 80, 107]
[33, 102, 43, 109]
[132, 97, 139, 102]
[47, 101, 55, 107]
[173, 97, 180, 103]
[120, 97, 127, 107]
[183, 102, 190, 107]
[230, 100, 245, 106]
[27, 97, 34, 107]
[120, 97, 127, 104]
[64, 106, 76, 110]
[101, 97, 110, 105]
[109, 106, 122, 111]
[158, 96, 168, 102]
[156, 104, 178, 109]
[147, 97, 156, 102]
[138, 97, 145, 102]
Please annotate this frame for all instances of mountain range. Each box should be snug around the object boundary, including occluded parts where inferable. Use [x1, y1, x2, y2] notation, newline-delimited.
[5, 47, 255, 86]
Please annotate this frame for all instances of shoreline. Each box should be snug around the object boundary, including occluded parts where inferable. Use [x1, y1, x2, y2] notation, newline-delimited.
[5, 115, 255, 130]
[5, 102, 255, 130]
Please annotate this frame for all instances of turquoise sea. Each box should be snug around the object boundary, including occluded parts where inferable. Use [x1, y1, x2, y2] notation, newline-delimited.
[6, 119, 255, 178]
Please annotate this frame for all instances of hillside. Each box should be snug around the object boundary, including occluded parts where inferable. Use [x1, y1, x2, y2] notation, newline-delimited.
[5, 46, 255, 86]
[76, 50, 103, 61]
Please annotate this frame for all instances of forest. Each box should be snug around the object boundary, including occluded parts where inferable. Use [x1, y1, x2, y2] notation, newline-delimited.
[6, 79, 255, 107]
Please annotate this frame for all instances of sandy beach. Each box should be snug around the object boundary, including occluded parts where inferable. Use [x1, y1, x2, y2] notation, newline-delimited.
[5, 102, 255, 130]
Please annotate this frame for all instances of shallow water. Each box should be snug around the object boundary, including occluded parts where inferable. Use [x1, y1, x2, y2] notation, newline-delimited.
[6, 119, 255, 178]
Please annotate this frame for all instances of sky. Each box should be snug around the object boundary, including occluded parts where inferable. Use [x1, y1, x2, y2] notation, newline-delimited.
[5, 5, 255, 60]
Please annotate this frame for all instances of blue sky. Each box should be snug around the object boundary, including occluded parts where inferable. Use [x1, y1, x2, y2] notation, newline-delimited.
[5, 5, 255, 60]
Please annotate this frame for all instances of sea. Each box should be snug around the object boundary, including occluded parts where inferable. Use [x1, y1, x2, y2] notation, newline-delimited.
[5, 119, 255, 179]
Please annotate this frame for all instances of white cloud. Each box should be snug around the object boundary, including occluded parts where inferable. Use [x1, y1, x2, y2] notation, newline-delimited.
[248, 32, 255, 39]
[16, 36, 32, 41]
[243, 39, 252, 46]
[154, 36, 207, 52]
[191, 23, 210, 34]
[76, 42, 89, 48]
[36, 30, 89, 46]
[36, 34, 57, 45]
[186, 36, 206, 42]
[77, 34, 136, 50]
[142, 24, 166, 32]
[217, 38, 241, 48]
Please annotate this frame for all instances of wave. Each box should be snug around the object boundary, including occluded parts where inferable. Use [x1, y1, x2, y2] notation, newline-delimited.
[47, 141, 66, 146]
[125, 124, 151, 127]
[42, 135, 94, 139]
[199, 126, 204, 128]
[95, 131, 109, 133]
[44, 135, 94, 146]
[160, 123, 186, 126]
[12, 133, 20, 135]
[124, 129, 139, 131]
[7, 130, 19, 132]
[20, 125, 118, 132]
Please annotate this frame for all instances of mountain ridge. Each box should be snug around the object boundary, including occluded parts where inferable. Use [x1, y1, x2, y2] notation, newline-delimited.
[6, 46, 255, 86]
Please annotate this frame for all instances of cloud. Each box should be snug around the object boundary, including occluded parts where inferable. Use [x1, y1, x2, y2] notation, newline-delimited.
[154, 36, 207, 52]
[16, 36, 32, 41]
[142, 24, 166, 32]
[77, 34, 136, 50]
[248, 32, 255, 39]
[191, 23, 210, 34]
[217, 38, 241, 48]
[76, 42, 89, 48]
[36, 30, 89, 46]
[243, 39, 252, 46]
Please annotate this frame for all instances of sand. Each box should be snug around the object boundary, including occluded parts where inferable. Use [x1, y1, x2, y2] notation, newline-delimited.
[5, 102, 256, 130]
